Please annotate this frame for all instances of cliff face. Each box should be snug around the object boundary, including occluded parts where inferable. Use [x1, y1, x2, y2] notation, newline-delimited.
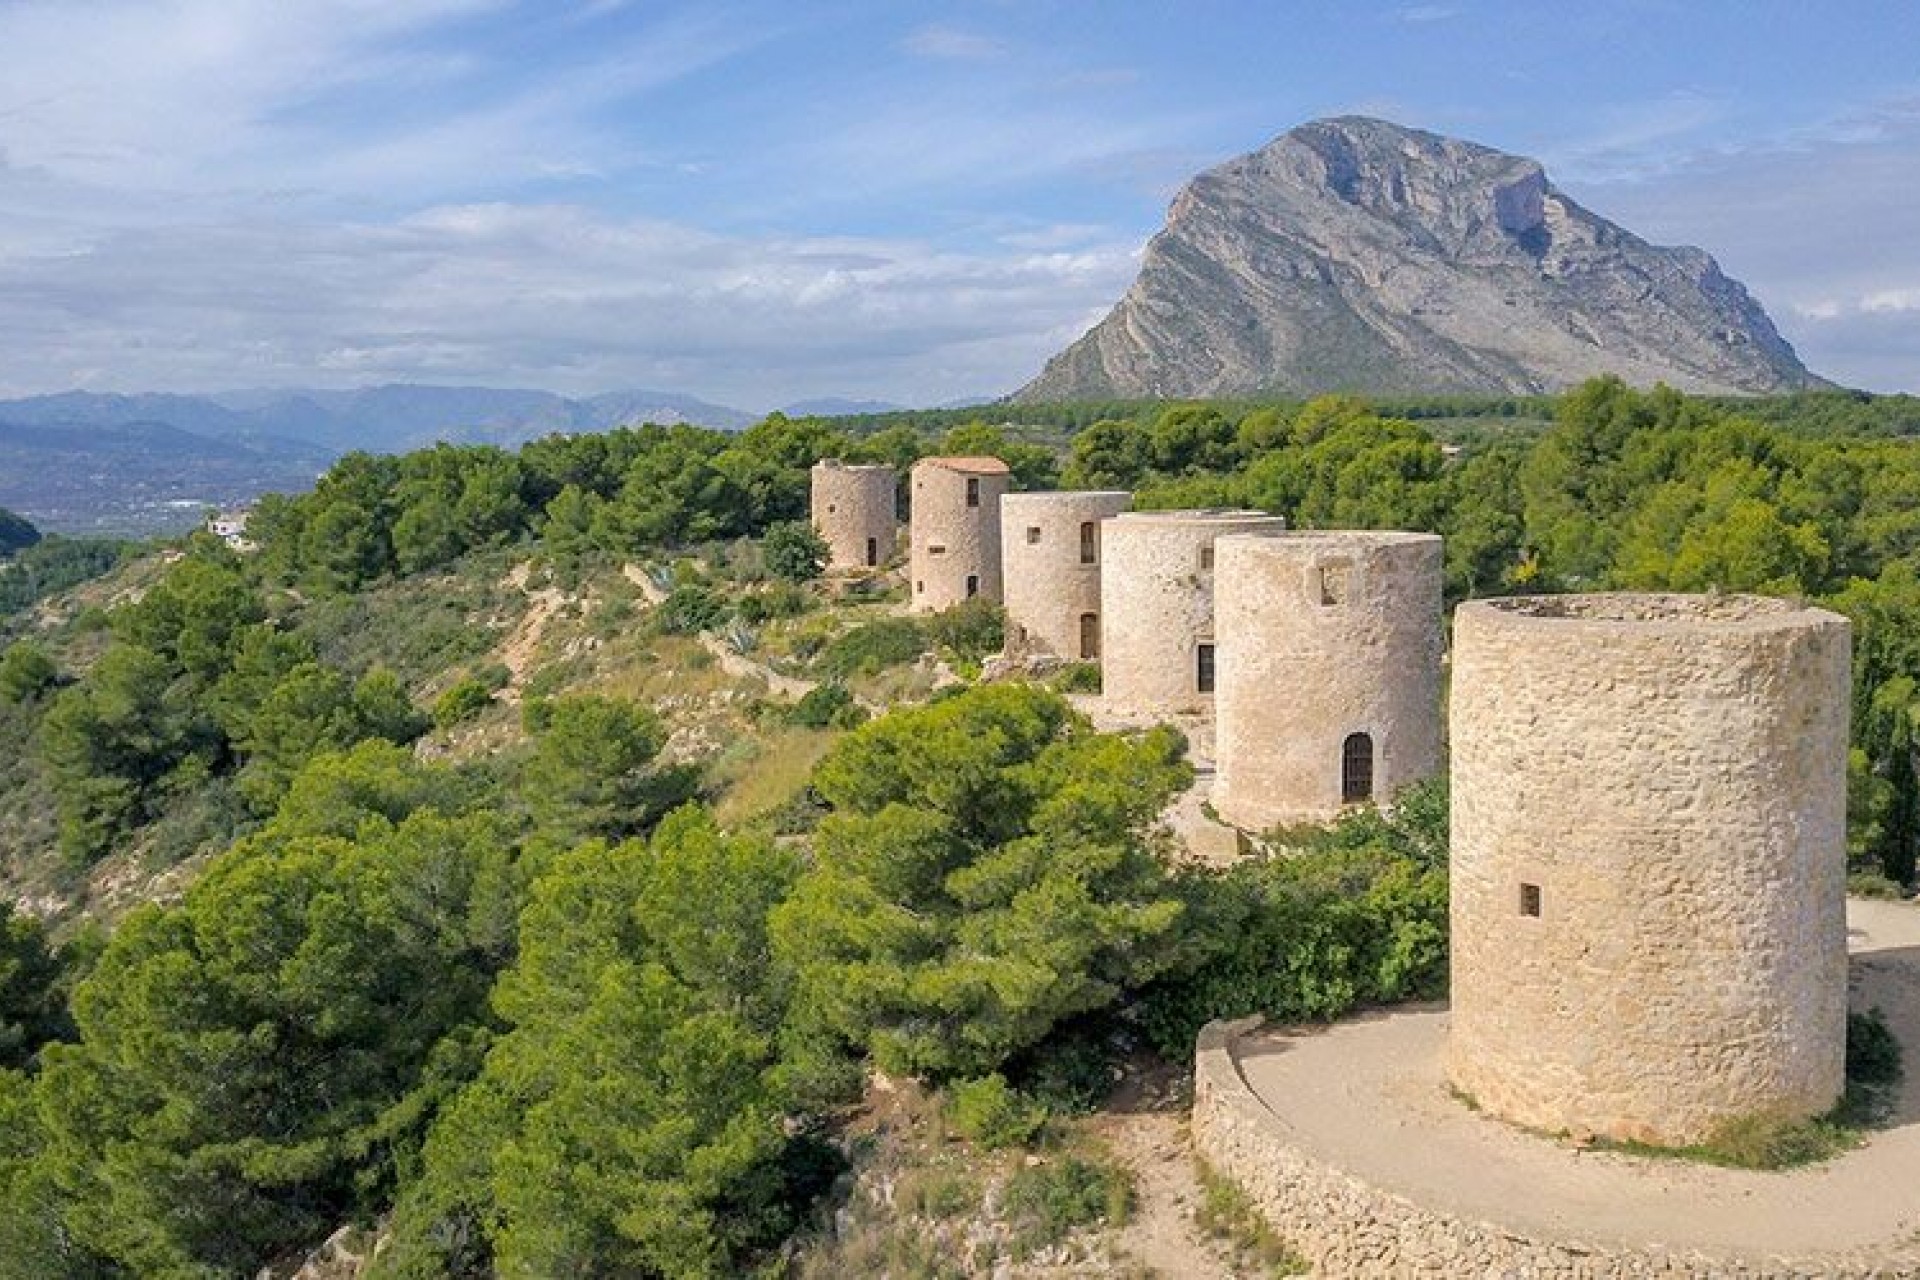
[1016, 117, 1823, 401]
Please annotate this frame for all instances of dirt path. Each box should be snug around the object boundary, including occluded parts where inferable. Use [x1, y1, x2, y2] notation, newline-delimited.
[495, 562, 569, 703]
[622, 561, 667, 605]
[1096, 1111, 1239, 1279]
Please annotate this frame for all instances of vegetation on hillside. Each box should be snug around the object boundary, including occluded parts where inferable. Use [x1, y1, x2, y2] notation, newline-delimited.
[0, 380, 1918, 1273]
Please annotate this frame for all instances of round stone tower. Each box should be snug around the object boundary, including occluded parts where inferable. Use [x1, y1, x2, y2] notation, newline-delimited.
[1099, 510, 1288, 718]
[909, 456, 1011, 612]
[810, 460, 898, 572]
[1212, 531, 1443, 830]
[1448, 593, 1851, 1147]
[1000, 490, 1132, 660]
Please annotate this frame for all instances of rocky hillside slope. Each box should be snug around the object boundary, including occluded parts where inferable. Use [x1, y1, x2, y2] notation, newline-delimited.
[1016, 117, 1823, 401]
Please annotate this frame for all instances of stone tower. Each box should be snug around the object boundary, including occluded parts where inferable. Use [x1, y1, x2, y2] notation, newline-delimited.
[1000, 490, 1131, 660]
[909, 456, 1011, 612]
[1448, 593, 1850, 1147]
[810, 460, 897, 572]
[1099, 510, 1287, 718]
[1212, 531, 1443, 830]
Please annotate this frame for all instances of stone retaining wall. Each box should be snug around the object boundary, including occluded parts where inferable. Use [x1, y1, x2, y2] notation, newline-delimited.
[1190, 1018, 1918, 1279]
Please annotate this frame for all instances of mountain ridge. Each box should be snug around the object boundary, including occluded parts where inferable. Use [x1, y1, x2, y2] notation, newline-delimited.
[1015, 116, 1825, 401]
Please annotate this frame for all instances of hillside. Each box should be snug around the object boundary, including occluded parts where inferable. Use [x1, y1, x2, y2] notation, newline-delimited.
[1017, 116, 1824, 401]
[5, 385, 1920, 1276]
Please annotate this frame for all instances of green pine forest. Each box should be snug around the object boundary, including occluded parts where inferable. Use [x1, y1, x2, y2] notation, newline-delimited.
[1, 377, 1918, 1275]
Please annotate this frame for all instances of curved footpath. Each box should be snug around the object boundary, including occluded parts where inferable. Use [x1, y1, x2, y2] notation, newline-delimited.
[1193, 897, 1920, 1278]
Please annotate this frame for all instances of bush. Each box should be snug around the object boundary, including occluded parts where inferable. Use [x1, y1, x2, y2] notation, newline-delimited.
[945, 1074, 1048, 1149]
[1848, 871, 1908, 900]
[1137, 838, 1448, 1059]
[0, 642, 59, 704]
[1051, 662, 1101, 695]
[1001, 1156, 1131, 1259]
[787, 683, 865, 730]
[432, 677, 494, 729]
[764, 520, 829, 582]
[922, 597, 1004, 662]
[815, 617, 925, 680]
[737, 581, 814, 624]
[656, 583, 728, 635]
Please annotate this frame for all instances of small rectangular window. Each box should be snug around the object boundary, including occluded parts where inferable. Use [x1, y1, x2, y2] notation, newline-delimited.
[966, 574, 980, 598]
[1079, 521, 1097, 565]
[966, 478, 980, 507]
[1199, 545, 1214, 571]
[1027, 526, 1043, 545]
[928, 544, 946, 555]
[1520, 883, 1542, 917]
[1079, 612, 1099, 660]
[1196, 643, 1215, 693]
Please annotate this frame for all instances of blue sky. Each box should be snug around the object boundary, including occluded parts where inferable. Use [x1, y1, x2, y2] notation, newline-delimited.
[1, 0, 1916, 407]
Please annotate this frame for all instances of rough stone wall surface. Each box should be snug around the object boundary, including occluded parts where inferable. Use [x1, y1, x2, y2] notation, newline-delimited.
[1212, 531, 1443, 829]
[1098, 511, 1287, 718]
[1000, 491, 1131, 659]
[909, 460, 1010, 613]
[1449, 594, 1851, 1146]
[1191, 1019, 1915, 1280]
[810, 461, 898, 571]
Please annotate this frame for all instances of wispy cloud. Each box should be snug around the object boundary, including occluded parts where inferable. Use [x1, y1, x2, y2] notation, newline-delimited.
[901, 24, 1007, 61]
[1395, 5, 1458, 23]
[0, 202, 1136, 405]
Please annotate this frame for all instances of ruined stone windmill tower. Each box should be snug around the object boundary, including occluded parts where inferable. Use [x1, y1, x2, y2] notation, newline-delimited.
[1000, 490, 1132, 660]
[1211, 531, 1443, 828]
[809, 461, 898, 571]
[909, 456, 1011, 612]
[1448, 593, 1851, 1146]
[1098, 510, 1287, 718]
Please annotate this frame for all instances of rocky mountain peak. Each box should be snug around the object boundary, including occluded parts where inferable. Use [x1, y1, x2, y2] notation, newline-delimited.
[1016, 117, 1823, 401]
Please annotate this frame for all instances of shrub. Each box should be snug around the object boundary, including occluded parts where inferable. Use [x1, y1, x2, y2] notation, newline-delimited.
[922, 597, 1004, 662]
[656, 583, 728, 634]
[737, 581, 814, 623]
[1051, 662, 1101, 695]
[432, 677, 494, 729]
[815, 617, 925, 680]
[764, 520, 829, 583]
[1001, 1156, 1131, 1259]
[1848, 871, 1908, 900]
[787, 683, 864, 729]
[1194, 1161, 1308, 1276]
[945, 1074, 1048, 1150]
[0, 642, 59, 704]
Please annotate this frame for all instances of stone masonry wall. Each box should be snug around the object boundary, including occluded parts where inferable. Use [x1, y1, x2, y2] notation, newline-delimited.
[1098, 510, 1286, 718]
[1000, 490, 1131, 659]
[1212, 531, 1443, 829]
[909, 459, 1010, 613]
[1191, 1018, 1914, 1279]
[810, 461, 897, 571]
[1449, 594, 1851, 1146]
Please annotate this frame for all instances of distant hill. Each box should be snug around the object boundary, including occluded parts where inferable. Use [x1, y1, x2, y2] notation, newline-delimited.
[780, 397, 906, 417]
[0, 506, 39, 555]
[1016, 116, 1825, 401]
[0, 384, 756, 534]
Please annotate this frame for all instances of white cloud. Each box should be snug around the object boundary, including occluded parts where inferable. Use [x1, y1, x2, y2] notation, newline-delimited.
[0, 202, 1137, 406]
[901, 24, 1007, 60]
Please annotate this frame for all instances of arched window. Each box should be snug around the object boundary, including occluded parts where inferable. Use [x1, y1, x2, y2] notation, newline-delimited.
[1079, 612, 1099, 659]
[1342, 732, 1374, 803]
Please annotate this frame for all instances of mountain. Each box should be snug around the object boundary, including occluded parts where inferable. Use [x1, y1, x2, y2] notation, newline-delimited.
[780, 397, 906, 417]
[1016, 117, 1824, 401]
[0, 419, 333, 537]
[0, 384, 755, 535]
[0, 384, 752, 456]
